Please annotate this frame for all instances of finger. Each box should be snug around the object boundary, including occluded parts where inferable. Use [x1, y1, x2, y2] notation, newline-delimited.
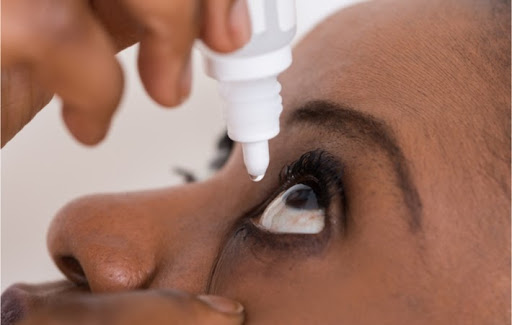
[123, 291, 245, 325]
[18, 290, 244, 325]
[194, 295, 245, 325]
[89, 0, 143, 52]
[119, 0, 199, 107]
[1, 66, 54, 147]
[200, 0, 252, 53]
[2, 0, 123, 145]
[137, 33, 193, 107]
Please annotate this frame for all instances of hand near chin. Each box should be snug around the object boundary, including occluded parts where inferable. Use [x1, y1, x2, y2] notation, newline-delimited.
[18, 290, 244, 325]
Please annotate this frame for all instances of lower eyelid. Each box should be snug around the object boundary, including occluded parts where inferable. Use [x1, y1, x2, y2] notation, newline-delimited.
[241, 218, 332, 255]
[206, 216, 331, 294]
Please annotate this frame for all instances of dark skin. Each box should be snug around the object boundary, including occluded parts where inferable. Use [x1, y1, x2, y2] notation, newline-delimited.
[2, 0, 510, 324]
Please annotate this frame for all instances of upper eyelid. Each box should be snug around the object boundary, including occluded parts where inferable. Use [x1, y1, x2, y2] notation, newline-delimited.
[281, 150, 347, 231]
[282, 150, 345, 200]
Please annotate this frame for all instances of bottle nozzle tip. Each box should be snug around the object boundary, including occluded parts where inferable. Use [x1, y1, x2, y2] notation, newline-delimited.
[249, 174, 265, 182]
[242, 141, 269, 183]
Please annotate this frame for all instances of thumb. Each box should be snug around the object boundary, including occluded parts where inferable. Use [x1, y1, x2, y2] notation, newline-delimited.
[193, 295, 245, 325]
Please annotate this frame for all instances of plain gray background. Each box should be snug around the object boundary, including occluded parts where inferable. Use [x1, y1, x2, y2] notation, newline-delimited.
[1, 0, 363, 290]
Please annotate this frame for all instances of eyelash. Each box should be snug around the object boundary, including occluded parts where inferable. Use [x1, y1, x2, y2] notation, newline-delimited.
[278, 149, 345, 209]
[234, 149, 346, 253]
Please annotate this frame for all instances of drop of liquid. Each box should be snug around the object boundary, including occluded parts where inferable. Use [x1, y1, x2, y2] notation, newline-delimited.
[250, 174, 265, 182]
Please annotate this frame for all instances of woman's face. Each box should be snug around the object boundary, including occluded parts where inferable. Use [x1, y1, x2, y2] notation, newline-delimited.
[3, 0, 510, 324]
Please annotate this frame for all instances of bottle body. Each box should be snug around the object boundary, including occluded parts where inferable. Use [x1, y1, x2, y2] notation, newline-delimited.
[201, 0, 297, 180]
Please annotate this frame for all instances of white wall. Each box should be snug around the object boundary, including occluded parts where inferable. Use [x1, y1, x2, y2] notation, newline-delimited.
[1, 0, 363, 290]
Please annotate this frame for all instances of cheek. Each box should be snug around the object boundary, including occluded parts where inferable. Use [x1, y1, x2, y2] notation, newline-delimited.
[208, 233, 356, 324]
[208, 227, 429, 324]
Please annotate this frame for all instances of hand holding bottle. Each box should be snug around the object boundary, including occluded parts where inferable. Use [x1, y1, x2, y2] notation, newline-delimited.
[1, 0, 251, 147]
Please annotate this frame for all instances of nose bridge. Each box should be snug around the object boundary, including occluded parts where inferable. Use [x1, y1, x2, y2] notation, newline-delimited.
[140, 180, 244, 292]
[47, 179, 239, 293]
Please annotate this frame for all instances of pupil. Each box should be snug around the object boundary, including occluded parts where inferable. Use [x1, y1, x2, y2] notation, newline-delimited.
[284, 186, 318, 210]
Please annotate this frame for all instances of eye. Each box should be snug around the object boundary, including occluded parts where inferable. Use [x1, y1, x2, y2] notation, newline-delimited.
[255, 183, 325, 234]
[206, 150, 344, 293]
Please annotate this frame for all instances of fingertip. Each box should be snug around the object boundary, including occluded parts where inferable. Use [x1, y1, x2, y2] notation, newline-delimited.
[138, 69, 180, 107]
[62, 105, 111, 146]
[60, 61, 121, 146]
[197, 295, 244, 315]
[201, 0, 251, 53]
[196, 295, 245, 325]
[141, 78, 181, 108]
[178, 55, 193, 103]
[228, 0, 252, 49]
[137, 40, 191, 108]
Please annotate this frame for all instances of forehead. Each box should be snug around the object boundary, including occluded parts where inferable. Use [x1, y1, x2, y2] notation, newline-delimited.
[281, 0, 505, 164]
[281, 1, 443, 160]
[282, 0, 493, 122]
[278, 0, 508, 229]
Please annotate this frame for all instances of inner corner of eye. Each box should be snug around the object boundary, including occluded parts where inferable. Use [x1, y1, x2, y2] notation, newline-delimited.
[255, 183, 326, 235]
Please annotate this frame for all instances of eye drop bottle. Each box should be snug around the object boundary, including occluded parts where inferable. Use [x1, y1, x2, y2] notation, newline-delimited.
[200, 0, 297, 181]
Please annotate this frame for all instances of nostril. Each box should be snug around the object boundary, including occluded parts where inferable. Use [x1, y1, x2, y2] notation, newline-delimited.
[59, 256, 87, 285]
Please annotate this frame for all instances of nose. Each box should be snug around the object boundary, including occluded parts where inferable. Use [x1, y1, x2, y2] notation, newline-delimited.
[47, 182, 236, 293]
[48, 193, 159, 292]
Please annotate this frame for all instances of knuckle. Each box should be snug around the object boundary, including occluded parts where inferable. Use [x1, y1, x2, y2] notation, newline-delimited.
[34, 0, 87, 46]
[131, 0, 198, 35]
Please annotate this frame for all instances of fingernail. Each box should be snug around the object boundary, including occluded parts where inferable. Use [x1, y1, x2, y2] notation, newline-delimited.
[178, 56, 192, 104]
[229, 0, 251, 48]
[197, 295, 244, 314]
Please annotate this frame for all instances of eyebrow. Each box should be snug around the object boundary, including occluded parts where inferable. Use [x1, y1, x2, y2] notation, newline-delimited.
[286, 100, 423, 231]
